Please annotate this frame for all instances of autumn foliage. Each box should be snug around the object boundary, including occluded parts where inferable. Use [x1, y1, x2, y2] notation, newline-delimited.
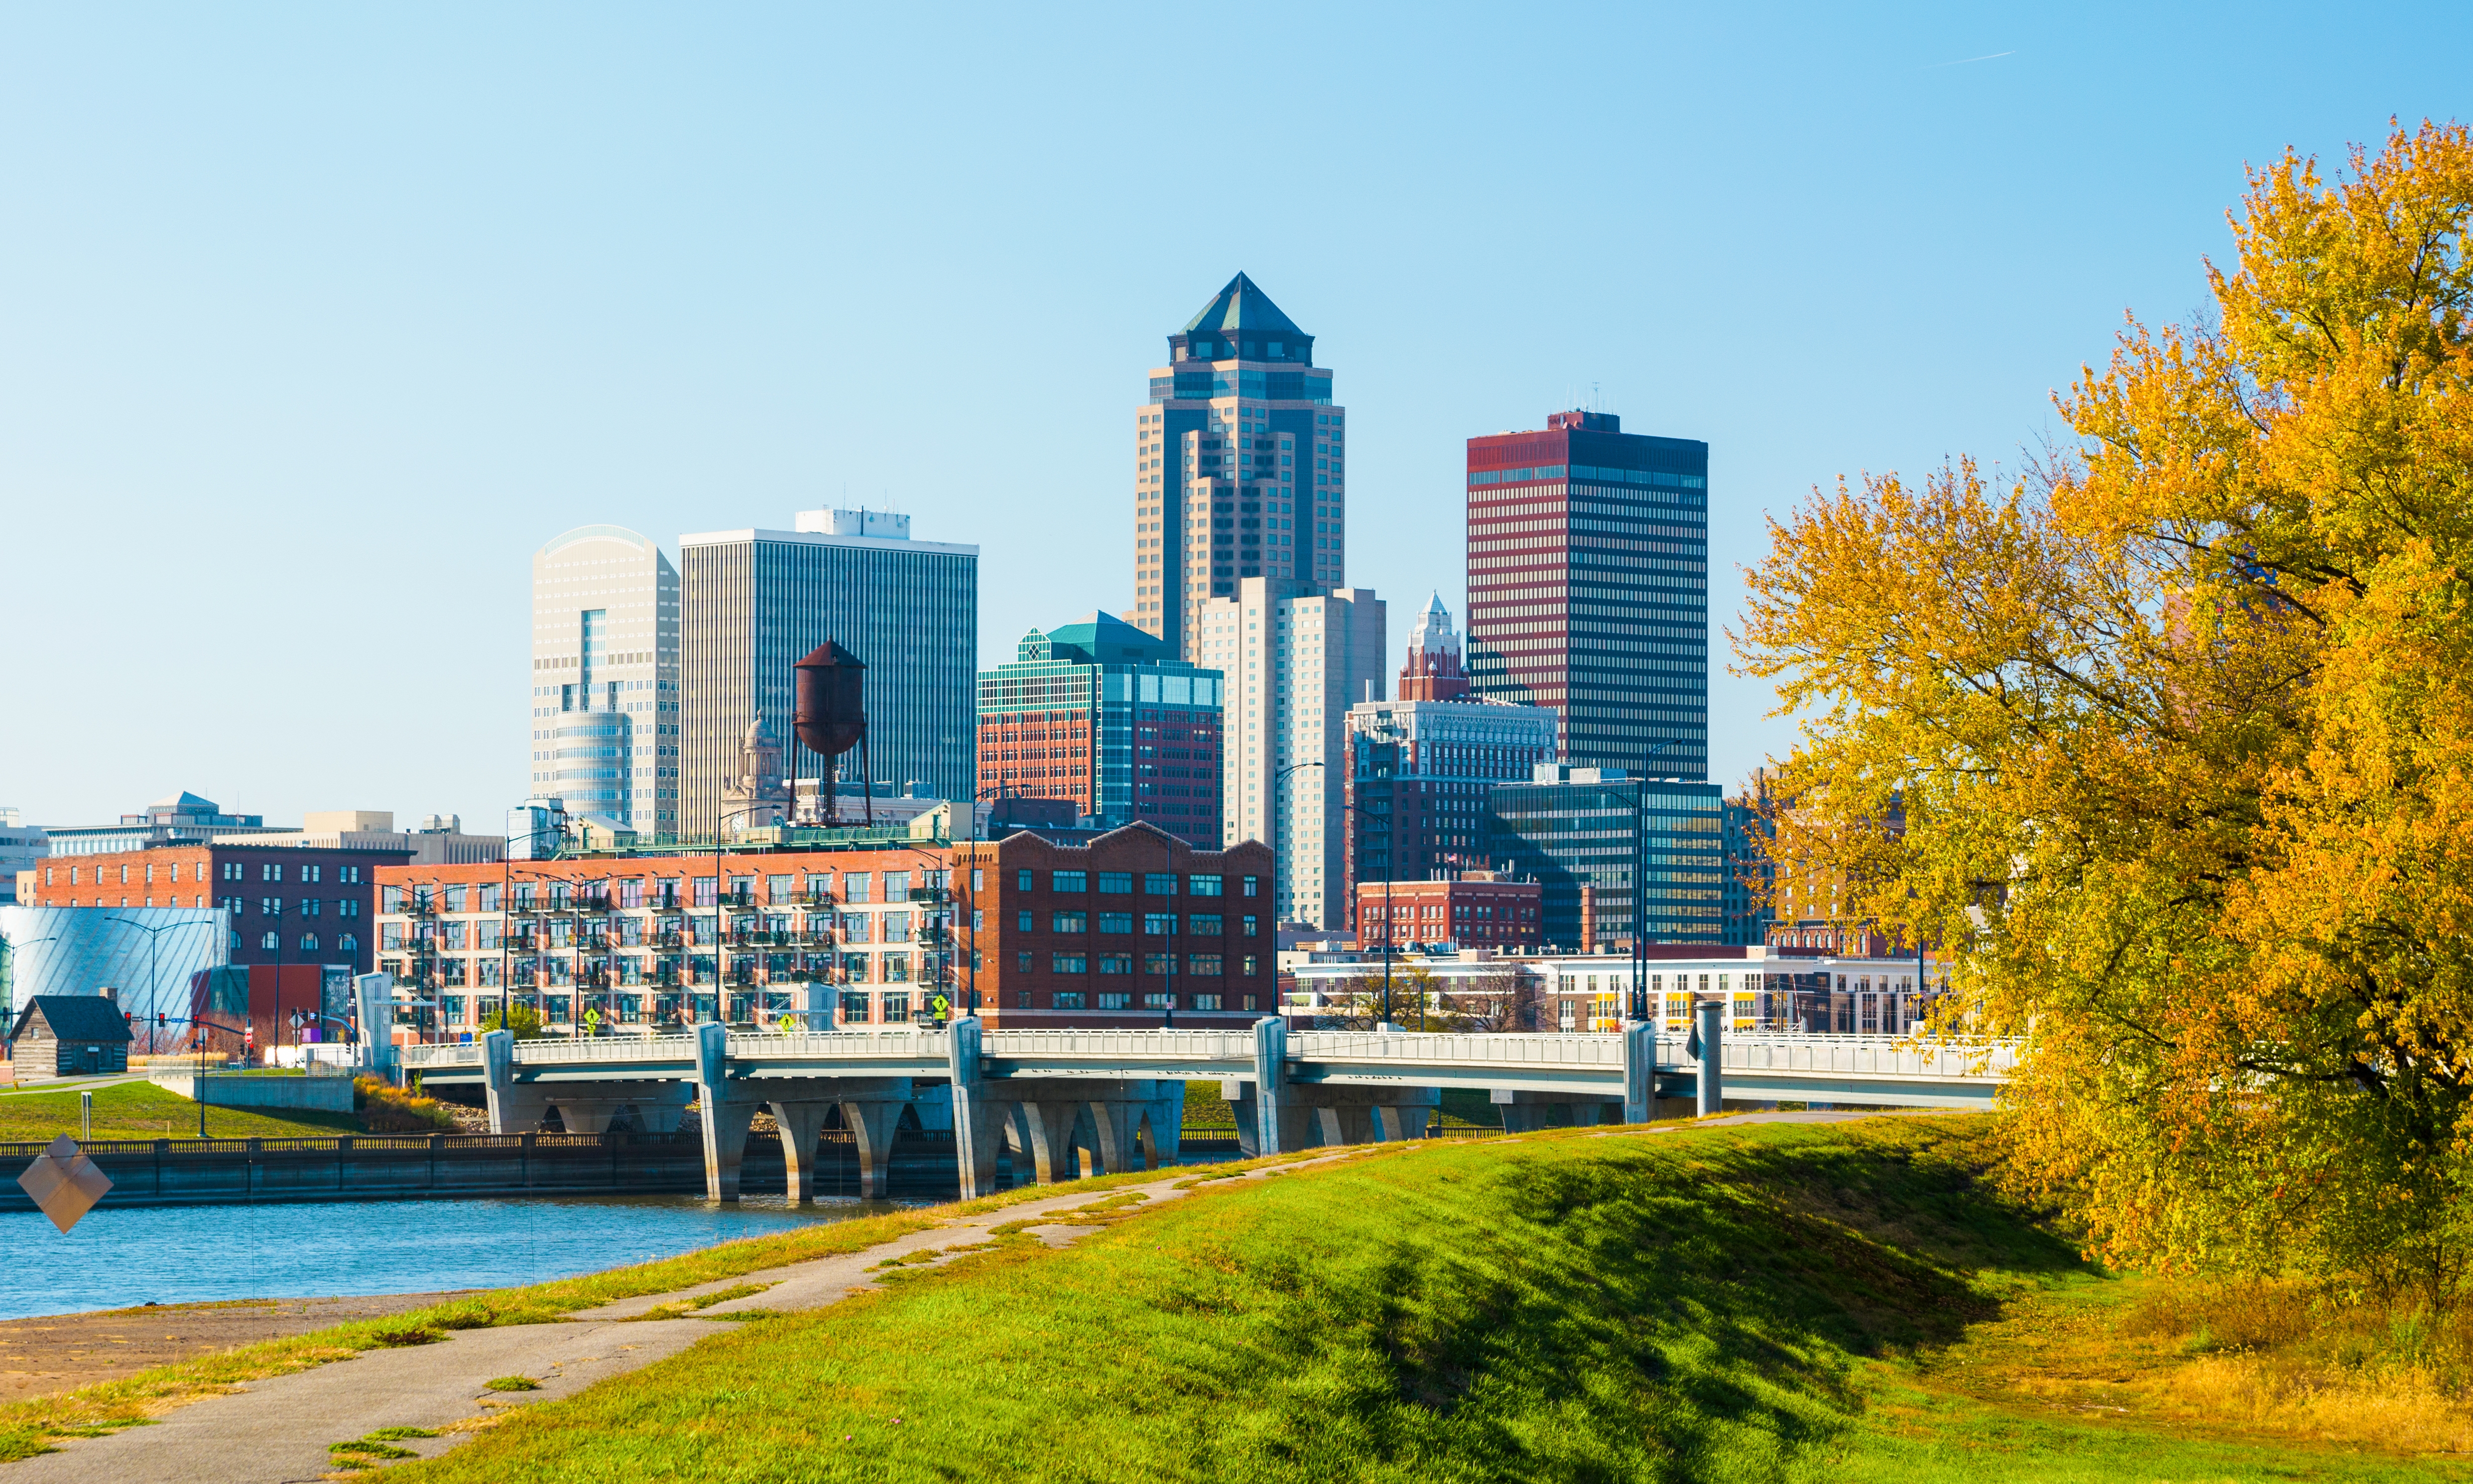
[1740, 122, 2473, 1308]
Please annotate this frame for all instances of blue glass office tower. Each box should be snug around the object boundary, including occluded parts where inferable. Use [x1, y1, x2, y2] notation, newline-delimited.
[1487, 765, 1724, 949]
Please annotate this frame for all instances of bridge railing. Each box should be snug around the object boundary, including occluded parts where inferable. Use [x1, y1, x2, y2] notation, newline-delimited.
[1715, 1034, 2018, 1080]
[517, 1034, 700, 1065]
[728, 1030, 952, 1059]
[1292, 1031, 1630, 1069]
[401, 1044, 482, 1069]
[985, 1029, 1258, 1061]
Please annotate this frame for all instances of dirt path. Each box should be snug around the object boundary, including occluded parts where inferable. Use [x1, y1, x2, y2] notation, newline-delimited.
[0, 1296, 476, 1405]
[0, 1151, 1365, 1484]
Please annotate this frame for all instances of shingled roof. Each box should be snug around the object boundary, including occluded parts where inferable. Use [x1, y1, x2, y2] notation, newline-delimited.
[10, 996, 134, 1045]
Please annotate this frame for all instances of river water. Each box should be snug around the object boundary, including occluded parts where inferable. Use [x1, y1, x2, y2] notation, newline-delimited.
[0, 1194, 894, 1319]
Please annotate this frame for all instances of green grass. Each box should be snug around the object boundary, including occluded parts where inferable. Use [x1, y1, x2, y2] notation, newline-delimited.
[0, 1206, 939, 1461]
[0, 1080, 363, 1141]
[382, 1117, 2472, 1482]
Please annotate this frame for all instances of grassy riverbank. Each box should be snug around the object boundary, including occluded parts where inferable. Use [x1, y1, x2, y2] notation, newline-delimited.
[388, 1117, 2471, 1483]
[0, 1080, 364, 1141]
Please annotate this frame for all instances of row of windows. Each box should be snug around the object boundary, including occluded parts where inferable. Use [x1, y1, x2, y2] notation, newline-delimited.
[385, 868, 950, 914]
[46, 860, 362, 886]
[1019, 911, 1257, 936]
[1041, 991, 1237, 1011]
[1016, 869, 1254, 898]
[1019, 951, 1257, 977]
[243, 931, 356, 953]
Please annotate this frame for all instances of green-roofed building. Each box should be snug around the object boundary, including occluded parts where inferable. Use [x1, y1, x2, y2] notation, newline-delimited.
[976, 612, 1225, 847]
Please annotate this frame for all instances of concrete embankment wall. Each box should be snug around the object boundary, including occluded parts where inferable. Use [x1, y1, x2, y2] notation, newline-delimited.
[0, 1130, 980, 1209]
[149, 1073, 358, 1111]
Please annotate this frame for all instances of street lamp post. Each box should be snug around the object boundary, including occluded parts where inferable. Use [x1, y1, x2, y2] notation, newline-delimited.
[1272, 761, 1405, 1028]
[104, 917, 213, 1057]
[0, 934, 60, 1063]
[1625, 739, 1678, 1026]
[708, 805, 784, 1027]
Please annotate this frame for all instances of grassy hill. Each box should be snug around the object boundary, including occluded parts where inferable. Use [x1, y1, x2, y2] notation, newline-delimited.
[387, 1116, 2469, 1482]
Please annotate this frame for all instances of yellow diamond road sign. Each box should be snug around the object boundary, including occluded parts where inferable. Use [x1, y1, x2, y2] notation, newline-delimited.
[19, 1135, 111, 1234]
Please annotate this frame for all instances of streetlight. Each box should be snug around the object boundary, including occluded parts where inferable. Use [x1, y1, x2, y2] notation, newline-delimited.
[493, 811, 566, 1042]
[105, 917, 214, 1057]
[709, 805, 787, 1027]
[1272, 761, 1402, 1028]
[1623, 739, 1678, 1026]
[0, 934, 59, 1063]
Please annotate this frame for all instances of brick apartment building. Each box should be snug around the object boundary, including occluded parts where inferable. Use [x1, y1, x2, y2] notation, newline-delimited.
[370, 821, 1274, 1038]
[1353, 874, 1542, 952]
[28, 842, 409, 975]
[955, 823, 1274, 1026]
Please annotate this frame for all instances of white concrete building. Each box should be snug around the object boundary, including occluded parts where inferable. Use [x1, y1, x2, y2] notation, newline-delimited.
[1196, 579, 1385, 931]
[531, 526, 681, 835]
[1285, 947, 1951, 1036]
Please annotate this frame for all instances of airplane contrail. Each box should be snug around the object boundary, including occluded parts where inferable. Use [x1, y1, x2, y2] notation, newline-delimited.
[1928, 50, 2016, 68]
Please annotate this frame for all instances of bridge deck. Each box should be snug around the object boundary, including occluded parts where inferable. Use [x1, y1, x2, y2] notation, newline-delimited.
[402, 1028, 2013, 1107]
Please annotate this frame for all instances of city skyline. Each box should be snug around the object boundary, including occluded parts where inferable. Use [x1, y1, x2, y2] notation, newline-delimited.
[8, 7, 2455, 831]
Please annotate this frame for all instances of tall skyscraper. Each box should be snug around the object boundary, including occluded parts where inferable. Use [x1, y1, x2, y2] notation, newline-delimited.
[1464, 411, 1710, 779]
[976, 612, 1226, 846]
[529, 526, 681, 832]
[1343, 595, 1558, 926]
[1131, 274, 1345, 660]
[679, 509, 977, 837]
[1197, 579, 1385, 929]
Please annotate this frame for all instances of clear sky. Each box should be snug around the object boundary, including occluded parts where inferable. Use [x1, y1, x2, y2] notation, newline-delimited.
[3, 4, 2463, 833]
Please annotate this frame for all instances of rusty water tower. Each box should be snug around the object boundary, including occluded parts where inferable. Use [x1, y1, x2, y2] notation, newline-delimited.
[793, 641, 872, 825]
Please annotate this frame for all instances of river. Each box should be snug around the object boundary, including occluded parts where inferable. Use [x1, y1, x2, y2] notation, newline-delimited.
[0, 1194, 895, 1319]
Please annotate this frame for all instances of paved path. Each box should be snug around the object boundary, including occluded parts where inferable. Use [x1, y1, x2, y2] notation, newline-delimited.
[5, 1114, 1931, 1482]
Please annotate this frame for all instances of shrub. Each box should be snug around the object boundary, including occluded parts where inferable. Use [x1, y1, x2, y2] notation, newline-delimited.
[354, 1076, 454, 1134]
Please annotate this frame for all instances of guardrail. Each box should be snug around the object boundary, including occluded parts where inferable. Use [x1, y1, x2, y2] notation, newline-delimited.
[396, 1027, 2021, 1085]
[985, 1030, 1257, 1060]
[1295, 1031, 1630, 1068]
[1718, 1035, 2017, 1079]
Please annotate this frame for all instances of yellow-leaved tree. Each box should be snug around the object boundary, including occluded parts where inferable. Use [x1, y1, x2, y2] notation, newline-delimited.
[1740, 121, 2473, 1308]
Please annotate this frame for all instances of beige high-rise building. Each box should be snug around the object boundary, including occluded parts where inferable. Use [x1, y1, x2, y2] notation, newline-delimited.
[1195, 580, 1386, 930]
[530, 526, 681, 834]
[1131, 274, 1346, 661]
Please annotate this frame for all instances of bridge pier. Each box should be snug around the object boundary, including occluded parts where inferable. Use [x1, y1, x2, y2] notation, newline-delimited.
[480, 1031, 547, 1133]
[838, 1096, 908, 1199]
[1145, 1084, 1183, 1166]
[1229, 1075, 1438, 1152]
[947, 1018, 1009, 1199]
[1016, 1098, 1082, 1184]
[693, 1023, 762, 1201]
[1695, 1001, 1723, 1118]
[766, 1100, 838, 1204]
[1624, 1021, 1655, 1125]
[1490, 1089, 1621, 1132]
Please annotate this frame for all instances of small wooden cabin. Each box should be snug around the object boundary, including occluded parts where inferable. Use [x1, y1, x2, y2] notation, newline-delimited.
[9, 995, 134, 1082]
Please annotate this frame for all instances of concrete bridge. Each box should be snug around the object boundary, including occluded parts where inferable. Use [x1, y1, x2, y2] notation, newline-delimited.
[401, 1011, 2017, 1201]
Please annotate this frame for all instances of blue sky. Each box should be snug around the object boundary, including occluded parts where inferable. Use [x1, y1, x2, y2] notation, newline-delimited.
[4, 4, 2463, 832]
